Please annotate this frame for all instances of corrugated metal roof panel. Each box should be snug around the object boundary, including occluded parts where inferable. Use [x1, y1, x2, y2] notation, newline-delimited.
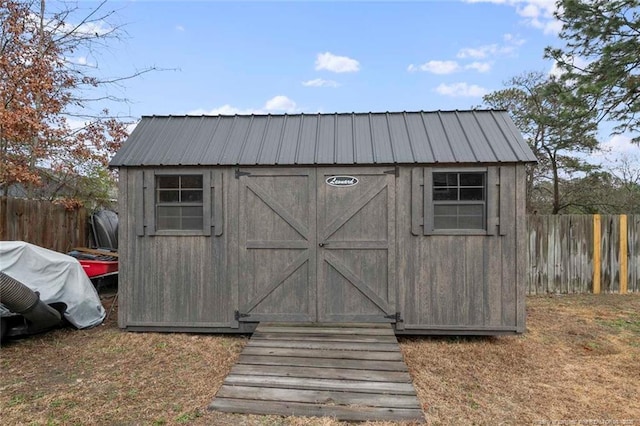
[110, 110, 537, 167]
[335, 114, 354, 164]
[296, 115, 317, 164]
[315, 114, 334, 164]
[386, 113, 414, 163]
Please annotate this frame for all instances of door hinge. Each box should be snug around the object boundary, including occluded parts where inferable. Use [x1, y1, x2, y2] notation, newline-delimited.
[234, 310, 250, 320]
[385, 312, 403, 322]
[384, 167, 399, 177]
[235, 169, 250, 179]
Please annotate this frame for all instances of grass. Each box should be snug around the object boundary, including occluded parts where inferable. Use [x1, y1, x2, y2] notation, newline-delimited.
[1, 293, 639, 425]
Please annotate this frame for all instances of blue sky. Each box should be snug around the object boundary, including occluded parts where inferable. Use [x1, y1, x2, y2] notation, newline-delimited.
[62, 0, 637, 161]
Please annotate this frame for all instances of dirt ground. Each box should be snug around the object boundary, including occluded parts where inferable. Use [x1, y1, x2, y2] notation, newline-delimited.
[1, 293, 639, 425]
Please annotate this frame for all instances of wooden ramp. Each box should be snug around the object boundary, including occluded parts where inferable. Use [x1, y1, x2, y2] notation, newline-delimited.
[209, 323, 424, 423]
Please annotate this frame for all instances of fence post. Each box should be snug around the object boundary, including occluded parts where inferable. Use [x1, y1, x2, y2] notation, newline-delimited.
[620, 214, 628, 294]
[593, 214, 601, 294]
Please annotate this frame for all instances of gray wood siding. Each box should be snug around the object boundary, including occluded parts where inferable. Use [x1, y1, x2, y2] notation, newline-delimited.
[397, 165, 523, 331]
[118, 163, 526, 333]
[118, 168, 233, 328]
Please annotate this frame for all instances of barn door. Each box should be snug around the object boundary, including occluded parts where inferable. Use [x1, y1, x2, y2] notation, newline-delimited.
[237, 168, 316, 322]
[317, 168, 397, 322]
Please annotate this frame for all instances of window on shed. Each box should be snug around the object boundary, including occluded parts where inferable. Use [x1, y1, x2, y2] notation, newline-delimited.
[155, 175, 204, 230]
[432, 172, 486, 230]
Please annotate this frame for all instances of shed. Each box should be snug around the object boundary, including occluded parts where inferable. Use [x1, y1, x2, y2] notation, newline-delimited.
[110, 110, 536, 335]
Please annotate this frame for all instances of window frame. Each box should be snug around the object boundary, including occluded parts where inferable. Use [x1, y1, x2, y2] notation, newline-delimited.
[155, 174, 205, 233]
[424, 167, 494, 236]
[141, 169, 214, 237]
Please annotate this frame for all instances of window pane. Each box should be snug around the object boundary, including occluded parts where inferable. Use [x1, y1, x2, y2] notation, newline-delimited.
[434, 216, 458, 229]
[434, 205, 458, 216]
[433, 188, 458, 201]
[158, 190, 179, 203]
[181, 175, 203, 189]
[458, 215, 484, 229]
[182, 190, 203, 203]
[157, 216, 181, 230]
[157, 206, 181, 230]
[433, 173, 448, 186]
[157, 206, 181, 217]
[458, 204, 484, 215]
[460, 173, 484, 186]
[460, 187, 484, 201]
[447, 173, 458, 186]
[181, 206, 203, 217]
[157, 175, 179, 189]
[181, 217, 203, 230]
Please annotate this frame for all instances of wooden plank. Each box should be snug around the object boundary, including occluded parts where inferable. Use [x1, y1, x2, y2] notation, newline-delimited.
[241, 346, 403, 361]
[249, 339, 400, 352]
[620, 214, 628, 294]
[71, 247, 119, 258]
[252, 332, 398, 343]
[215, 385, 421, 409]
[410, 167, 423, 236]
[229, 364, 413, 382]
[262, 321, 393, 328]
[256, 325, 395, 336]
[224, 375, 416, 395]
[593, 214, 601, 294]
[209, 398, 425, 422]
[238, 355, 408, 371]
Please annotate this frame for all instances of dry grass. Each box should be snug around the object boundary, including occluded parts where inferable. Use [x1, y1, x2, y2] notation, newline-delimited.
[1, 292, 639, 425]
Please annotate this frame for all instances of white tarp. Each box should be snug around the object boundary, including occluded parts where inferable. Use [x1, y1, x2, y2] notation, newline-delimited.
[0, 241, 105, 328]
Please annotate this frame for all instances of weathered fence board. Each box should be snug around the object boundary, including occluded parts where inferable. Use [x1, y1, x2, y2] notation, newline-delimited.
[0, 197, 88, 253]
[527, 214, 639, 294]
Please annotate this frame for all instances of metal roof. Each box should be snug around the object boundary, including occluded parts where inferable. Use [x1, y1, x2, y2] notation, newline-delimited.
[109, 110, 537, 167]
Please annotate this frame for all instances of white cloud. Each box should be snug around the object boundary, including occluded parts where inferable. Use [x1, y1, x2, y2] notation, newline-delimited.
[264, 95, 297, 112]
[58, 19, 112, 37]
[601, 135, 638, 155]
[548, 55, 590, 78]
[457, 33, 525, 59]
[435, 82, 488, 97]
[189, 105, 264, 115]
[466, 61, 492, 72]
[126, 121, 138, 135]
[408, 60, 491, 74]
[457, 45, 498, 59]
[503, 33, 526, 46]
[315, 52, 360, 73]
[407, 60, 460, 74]
[176, 25, 185, 32]
[302, 78, 340, 88]
[464, 0, 561, 35]
[588, 134, 639, 167]
[188, 95, 298, 115]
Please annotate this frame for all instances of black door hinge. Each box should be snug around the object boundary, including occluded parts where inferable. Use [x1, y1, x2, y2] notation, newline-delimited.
[234, 310, 250, 320]
[235, 169, 250, 179]
[385, 312, 403, 322]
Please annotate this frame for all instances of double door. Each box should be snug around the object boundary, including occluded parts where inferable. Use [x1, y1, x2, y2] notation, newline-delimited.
[237, 167, 396, 323]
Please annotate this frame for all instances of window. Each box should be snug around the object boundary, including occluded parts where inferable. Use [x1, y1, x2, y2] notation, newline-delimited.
[432, 172, 486, 230]
[155, 175, 204, 230]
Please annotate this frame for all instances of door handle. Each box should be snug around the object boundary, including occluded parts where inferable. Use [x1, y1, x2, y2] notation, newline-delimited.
[318, 243, 325, 247]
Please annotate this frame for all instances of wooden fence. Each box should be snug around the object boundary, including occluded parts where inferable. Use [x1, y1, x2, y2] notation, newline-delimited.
[0, 197, 88, 253]
[527, 214, 639, 294]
